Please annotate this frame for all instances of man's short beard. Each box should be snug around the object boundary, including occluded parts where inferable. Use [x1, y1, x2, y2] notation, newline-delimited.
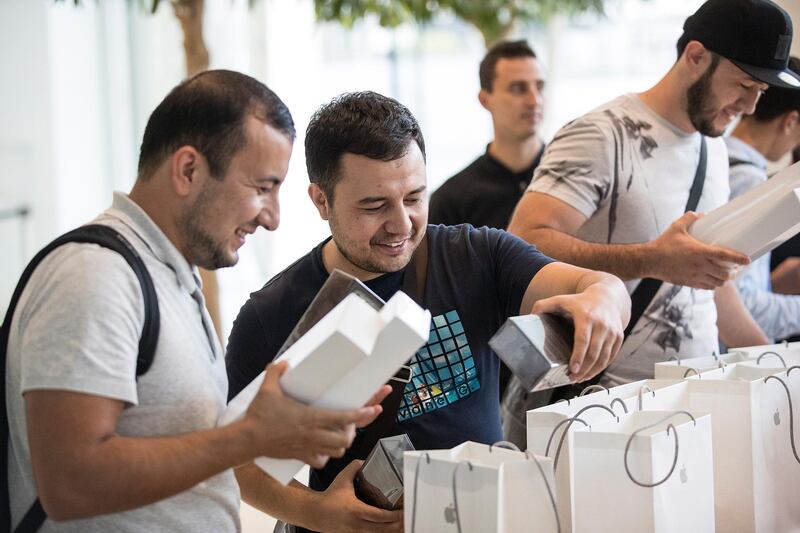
[177, 186, 232, 270]
[332, 235, 391, 274]
[330, 232, 417, 274]
[687, 53, 723, 137]
[328, 212, 417, 275]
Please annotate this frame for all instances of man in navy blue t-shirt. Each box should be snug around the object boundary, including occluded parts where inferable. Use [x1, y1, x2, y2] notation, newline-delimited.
[226, 91, 631, 533]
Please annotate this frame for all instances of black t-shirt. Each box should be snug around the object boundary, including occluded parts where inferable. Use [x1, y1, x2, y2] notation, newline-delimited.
[225, 224, 554, 492]
[429, 144, 544, 229]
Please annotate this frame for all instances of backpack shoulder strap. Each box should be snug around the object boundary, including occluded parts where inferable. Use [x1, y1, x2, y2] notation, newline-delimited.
[624, 136, 707, 339]
[2, 224, 159, 533]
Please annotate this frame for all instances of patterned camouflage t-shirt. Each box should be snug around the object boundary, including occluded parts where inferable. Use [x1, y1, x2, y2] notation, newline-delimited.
[528, 93, 730, 384]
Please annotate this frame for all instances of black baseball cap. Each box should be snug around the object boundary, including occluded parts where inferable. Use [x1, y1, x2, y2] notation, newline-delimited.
[680, 0, 800, 89]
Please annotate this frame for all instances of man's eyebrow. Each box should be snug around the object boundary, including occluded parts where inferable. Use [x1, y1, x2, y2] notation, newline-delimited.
[357, 185, 427, 204]
[254, 176, 282, 185]
[358, 195, 386, 205]
[743, 74, 769, 89]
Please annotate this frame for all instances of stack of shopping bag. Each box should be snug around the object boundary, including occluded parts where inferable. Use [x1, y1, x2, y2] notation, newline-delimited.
[524, 347, 800, 532]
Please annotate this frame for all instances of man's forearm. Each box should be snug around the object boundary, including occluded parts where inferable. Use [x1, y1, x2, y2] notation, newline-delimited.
[574, 270, 632, 325]
[235, 463, 321, 530]
[715, 281, 769, 348]
[34, 419, 257, 521]
[516, 226, 653, 281]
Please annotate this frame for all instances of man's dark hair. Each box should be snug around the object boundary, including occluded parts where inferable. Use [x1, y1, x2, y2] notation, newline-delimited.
[479, 40, 537, 91]
[137, 69, 295, 180]
[750, 57, 800, 121]
[304, 91, 426, 200]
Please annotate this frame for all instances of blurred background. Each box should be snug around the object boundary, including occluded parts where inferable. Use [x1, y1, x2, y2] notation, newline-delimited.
[1, 0, 798, 530]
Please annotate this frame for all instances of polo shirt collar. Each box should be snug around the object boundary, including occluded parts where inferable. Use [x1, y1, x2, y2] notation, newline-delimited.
[483, 142, 545, 181]
[107, 192, 200, 294]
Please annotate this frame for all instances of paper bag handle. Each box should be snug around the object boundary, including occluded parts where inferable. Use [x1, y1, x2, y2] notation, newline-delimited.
[523, 451, 562, 533]
[449, 451, 563, 533]
[758, 351, 787, 368]
[763, 374, 800, 465]
[546, 403, 625, 470]
[409, 452, 431, 533]
[451, 460, 474, 533]
[637, 385, 655, 411]
[579, 385, 609, 396]
[623, 410, 696, 488]
[489, 440, 520, 453]
[683, 367, 701, 378]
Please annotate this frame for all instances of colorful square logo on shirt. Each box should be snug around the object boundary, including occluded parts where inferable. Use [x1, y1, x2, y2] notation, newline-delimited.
[397, 310, 479, 422]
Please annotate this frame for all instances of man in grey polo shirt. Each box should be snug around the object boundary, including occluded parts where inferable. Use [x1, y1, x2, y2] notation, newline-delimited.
[6, 70, 385, 532]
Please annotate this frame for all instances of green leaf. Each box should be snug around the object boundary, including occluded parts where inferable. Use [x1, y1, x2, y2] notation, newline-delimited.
[313, 0, 612, 46]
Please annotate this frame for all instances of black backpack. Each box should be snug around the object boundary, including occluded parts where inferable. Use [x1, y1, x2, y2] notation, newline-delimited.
[1, 224, 160, 533]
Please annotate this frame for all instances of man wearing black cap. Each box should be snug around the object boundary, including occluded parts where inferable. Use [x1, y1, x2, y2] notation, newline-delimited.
[501, 0, 798, 442]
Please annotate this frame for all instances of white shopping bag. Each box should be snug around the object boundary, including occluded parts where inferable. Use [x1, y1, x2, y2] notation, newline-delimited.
[572, 410, 715, 533]
[728, 340, 800, 358]
[654, 352, 751, 379]
[733, 342, 800, 372]
[404, 441, 559, 533]
[631, 365, 800, 533]
[223, 291, 430, 484]
[524, 379, 681, 533]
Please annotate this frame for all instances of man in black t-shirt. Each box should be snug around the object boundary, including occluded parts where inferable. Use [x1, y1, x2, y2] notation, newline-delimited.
[429, 40, 546, 231]
[429, 40, 547, 400]
[226, 91, 631, 533]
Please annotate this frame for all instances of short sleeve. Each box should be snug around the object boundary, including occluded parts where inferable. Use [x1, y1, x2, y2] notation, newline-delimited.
[16, 244, 143, 404]
[487, 228, 556, 317]
[527, 118, 613, 218]
[225, 298, 271, 400]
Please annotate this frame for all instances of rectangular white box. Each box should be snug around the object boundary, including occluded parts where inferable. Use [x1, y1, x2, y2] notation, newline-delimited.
[690, 161, 800, 260]
[223, 291, 430, 485]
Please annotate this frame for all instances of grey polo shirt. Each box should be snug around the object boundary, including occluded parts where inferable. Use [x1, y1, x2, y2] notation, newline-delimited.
[6, 192, 240, 532]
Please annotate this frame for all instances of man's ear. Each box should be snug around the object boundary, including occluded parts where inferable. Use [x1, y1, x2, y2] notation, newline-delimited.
[170, 146, 204, 197]
[308, 183, 331, 220]
[781, 110, 800, 135]
[478, 89, 491, 111]
[682, 40, 712, 78]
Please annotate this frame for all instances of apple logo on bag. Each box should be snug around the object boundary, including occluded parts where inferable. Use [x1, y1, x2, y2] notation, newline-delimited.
[444, 503, 457, 524]
[679, 464, 688, 484]
[775, 409, 782, 426]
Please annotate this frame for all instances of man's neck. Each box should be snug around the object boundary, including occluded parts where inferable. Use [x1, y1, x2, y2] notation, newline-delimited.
[731, 120, 775, 161]
[129, 182, 189, 262]
[487, 135, 542, 173]
[638, 76, 696, 135]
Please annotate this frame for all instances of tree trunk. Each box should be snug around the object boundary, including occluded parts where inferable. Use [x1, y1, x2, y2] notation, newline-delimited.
[172, 0, 209, 77]
[171, 0, 223, 341]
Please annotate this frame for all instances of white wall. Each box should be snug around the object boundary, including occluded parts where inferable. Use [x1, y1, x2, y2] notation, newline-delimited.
[777, 0, 800, 55]
[0, 0, 54, 306]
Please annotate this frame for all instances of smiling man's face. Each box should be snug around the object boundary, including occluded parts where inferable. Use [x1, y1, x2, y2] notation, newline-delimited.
[687, 55, 768, 137]
[178, 116, 292, 269]
[310, 141, 428, 279]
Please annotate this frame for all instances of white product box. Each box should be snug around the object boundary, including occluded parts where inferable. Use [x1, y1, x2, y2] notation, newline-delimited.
[223, 291, 431, 484]
[689, 161, 800, 260]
